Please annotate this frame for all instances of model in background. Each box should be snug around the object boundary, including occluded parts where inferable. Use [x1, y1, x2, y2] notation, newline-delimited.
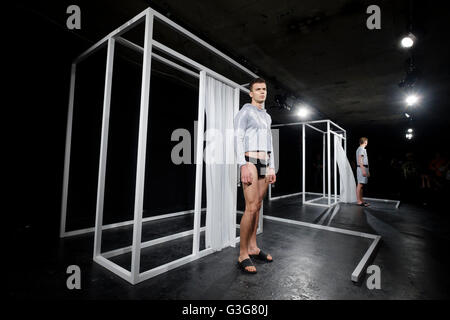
[234, 78, 276, 274]
[356, 137, 370, 206]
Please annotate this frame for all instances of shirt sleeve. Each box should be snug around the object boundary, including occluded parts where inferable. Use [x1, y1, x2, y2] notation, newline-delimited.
[357, 148, 364, 165]
[268, 117, 275, 169]
[234, 108, 247, 168]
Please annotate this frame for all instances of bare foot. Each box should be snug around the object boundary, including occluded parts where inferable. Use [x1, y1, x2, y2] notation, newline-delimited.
[238, 255, 256, 272]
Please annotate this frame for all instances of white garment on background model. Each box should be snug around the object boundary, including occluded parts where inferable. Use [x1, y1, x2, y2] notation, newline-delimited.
[334, 135, 357, 203]
[204, 75, 236, 251]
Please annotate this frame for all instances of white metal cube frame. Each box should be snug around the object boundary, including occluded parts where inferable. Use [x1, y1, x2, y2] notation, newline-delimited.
[269, 120, 400, 209]
[59, 8, 264, 285]
[268, 120, 346, 207]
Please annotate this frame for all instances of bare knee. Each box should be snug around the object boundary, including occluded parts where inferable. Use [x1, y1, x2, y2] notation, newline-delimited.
[246, 202, 261, 215]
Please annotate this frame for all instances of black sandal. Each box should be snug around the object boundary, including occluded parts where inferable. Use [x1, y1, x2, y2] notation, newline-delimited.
[238, 258, 257, 274]
[357, 202, 369, 207]
[250, 249, 273, 262]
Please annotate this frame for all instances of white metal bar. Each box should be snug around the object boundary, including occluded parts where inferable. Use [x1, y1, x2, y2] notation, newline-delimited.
[130, 12, 154, 283]
[334, 135, 337, 203]
[323, 134, 326, 198]
[363, 197, 400, 203]
[74, 9, 149, 64]
[327, 121, 331, 206]
[94, 255, 132, 283]
[305, 123, 325, 134]
[305, 201, 338, 208]
[271, 119, 330, 128]
[115, 36, 200, 79]
[351, 236, 381, 282]
[193, 70, 206, 255]
[74, 5, 258, 79]
[329, 129, 346, 139]
[264, 215, 378, 239]
[268, 183, 272, 200]
[149, 8, 258, 79]
[137, 248, 214, 283]
[304, 196, 326, 203]
[231, 87, 240, 246]
[152, 52, 199, 78]
[302, 124, 306, 205]
[269, 191, 302, 201]
[93, 38, 115, 259]
[268, 190, 331, 202]
[326, 204, 341, 226]
[102, 226, 206, 259]
[60, 63, 77, 238]
[152, 40, 249, 93]
[305, 192, 324, 196]
[61, 208, 206, 238]
[328, 119, 346, 133]
[344, 131, 347, 154]
[258, 205, 263, 235]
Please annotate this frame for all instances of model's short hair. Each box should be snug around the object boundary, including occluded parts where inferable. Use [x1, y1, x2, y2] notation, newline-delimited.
[249, 78, 266, 91]
[359, 137, 368, 145]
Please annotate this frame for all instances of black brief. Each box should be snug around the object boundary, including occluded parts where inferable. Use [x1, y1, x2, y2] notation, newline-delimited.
[245, 155, 269, 179]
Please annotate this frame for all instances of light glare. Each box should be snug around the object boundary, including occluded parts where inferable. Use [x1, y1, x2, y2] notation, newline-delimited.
[406, 95, 418, 106]
[297, 107, 309, 118]
[401, 36, 414, 48]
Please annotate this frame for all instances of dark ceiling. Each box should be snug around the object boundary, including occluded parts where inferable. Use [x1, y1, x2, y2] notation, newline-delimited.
[18, 0, 450, 130]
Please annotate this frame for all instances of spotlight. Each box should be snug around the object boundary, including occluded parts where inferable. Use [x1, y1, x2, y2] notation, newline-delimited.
[407, 128, 413, 133]
[297, 107, 309, 118]
[406, 94, 419, 106]
[401, 33, 416, 48]
[405, 113, 410, 118]
[405, 133, 413, 140]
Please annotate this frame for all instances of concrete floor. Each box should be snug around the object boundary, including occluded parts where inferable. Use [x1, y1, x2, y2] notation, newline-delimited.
[8, 196, 450, 300]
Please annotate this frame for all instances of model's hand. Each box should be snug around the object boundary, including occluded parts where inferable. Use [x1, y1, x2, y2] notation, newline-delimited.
[241, 164, 253, 185]
[267, 168, 276, 184]
[367, 171, 370, 177]
[362, 169, 367, 177]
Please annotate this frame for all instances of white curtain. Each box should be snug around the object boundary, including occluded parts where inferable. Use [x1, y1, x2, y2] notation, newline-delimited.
[204, 76, 236, 251]
[334, 135, 357, 203]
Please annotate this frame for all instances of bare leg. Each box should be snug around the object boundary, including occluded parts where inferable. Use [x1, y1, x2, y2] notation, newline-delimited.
[356, 183, 363, 204]
[248, 176, 272, 261]
[239, 163, 260, 272]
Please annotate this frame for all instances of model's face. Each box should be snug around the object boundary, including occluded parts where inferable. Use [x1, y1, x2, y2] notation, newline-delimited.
[363, 141, 368, 147]
[250, 83, 267, 103]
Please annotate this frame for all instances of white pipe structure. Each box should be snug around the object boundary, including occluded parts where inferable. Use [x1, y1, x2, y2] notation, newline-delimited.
[269, 120, 400, 209]
[60, 7, 262, 285]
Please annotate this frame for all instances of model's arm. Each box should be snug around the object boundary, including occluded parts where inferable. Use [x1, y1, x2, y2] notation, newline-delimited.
[358, 153, 367, 176]
[267, 118, 276, 183]
[234, 109, 247, 168]
[358, 155, 365, 168]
